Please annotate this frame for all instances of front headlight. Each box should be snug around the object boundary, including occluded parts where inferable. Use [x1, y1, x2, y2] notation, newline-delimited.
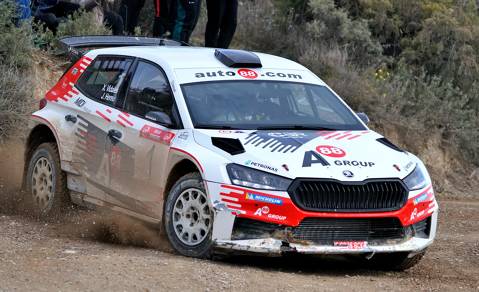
[226, 163, 292, 191]
[403, 164, 428, 191]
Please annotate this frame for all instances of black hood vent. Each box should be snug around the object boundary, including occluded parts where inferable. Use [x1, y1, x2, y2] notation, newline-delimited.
[211, 137, 245, 155]
[377, 138, 404, 152]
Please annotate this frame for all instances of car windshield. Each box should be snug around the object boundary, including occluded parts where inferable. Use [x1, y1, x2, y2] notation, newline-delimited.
[181, 80, 366, 130]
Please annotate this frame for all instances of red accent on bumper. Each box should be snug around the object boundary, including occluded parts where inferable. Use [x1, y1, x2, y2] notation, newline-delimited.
[220, 184, 436, 227]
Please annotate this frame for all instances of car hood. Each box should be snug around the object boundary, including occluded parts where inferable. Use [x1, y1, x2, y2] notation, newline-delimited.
[193, 129, 417, 181]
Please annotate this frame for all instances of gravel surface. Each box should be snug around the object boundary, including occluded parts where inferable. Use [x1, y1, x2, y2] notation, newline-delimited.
[0, 198, 477, 292]
[0, 142, 478, 291]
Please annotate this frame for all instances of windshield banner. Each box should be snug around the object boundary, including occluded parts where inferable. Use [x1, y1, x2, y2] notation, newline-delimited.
[175, 68, 324, 85]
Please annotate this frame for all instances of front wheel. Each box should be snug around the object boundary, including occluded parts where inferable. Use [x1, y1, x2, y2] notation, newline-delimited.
[164, 173, 214, 258]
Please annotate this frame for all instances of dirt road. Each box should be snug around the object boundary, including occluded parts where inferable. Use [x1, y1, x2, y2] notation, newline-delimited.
[0, 142, 478, 291]
[0, 194, 478, 291]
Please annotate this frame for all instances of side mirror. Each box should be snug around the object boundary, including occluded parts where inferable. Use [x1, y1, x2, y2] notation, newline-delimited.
[356, 112, 370, 125]
[145, 111, 173, 127]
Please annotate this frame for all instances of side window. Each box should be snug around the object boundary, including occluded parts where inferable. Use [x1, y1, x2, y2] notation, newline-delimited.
[76, 56, 132, 107]
[124, 61, 175, 124]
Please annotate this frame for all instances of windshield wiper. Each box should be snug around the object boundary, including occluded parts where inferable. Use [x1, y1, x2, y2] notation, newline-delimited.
[256, 125, 336, 131]
[195, 124, 241, 130]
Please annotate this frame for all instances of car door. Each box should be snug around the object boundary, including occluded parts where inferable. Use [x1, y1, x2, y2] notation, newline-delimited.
[72, 55, 134, 202]
[103, 59, 180, 219]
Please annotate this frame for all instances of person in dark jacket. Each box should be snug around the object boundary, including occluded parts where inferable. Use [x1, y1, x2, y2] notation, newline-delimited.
[119, 0, 145, 34]
[15, 0, 31, 22]
[170, 0, 201, 43]
[152, 0, 170, 37]
[204, 0, 237, 48]
[34, 0, 81, 32]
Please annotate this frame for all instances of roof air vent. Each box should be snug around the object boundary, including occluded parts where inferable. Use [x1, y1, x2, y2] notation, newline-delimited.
[214, 49, 262, 68]
[211, 137, 245, 155]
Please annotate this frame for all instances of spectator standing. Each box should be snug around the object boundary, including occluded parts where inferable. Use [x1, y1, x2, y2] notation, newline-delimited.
[170, 0, 201, 43]
[34, 0, 82, 33]
[97, 0, 124, 35]
[204, 0, 237, 48]
[153, 0, 171, 37]
[119, 0, 145, 34]
[15, 0, 31, 22]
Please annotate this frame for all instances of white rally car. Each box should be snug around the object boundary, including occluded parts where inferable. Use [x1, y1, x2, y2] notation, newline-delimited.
[24, 36, 437, 270]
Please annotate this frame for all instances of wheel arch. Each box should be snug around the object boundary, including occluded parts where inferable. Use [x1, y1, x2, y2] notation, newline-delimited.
[163, 159, 201, 205]
[23, 123, 58, 188]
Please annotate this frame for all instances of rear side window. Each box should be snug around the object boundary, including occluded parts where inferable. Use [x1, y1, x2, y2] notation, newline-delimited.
[124, 61, 175, 121]
[76, 56, 132, 107]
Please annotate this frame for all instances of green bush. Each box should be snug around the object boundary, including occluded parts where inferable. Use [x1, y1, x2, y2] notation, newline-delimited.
[0, 2, 34, 141]
[0, 2, 33, 68]
[237, 0, 478, 167]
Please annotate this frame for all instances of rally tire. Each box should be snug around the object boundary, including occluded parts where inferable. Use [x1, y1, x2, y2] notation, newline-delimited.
[366, 250, 426, 271]
[164, 173, 214, 258]
[25, 142, 69, 219]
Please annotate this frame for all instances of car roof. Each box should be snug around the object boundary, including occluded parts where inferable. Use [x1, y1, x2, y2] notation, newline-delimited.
[88, 46, 309, 71]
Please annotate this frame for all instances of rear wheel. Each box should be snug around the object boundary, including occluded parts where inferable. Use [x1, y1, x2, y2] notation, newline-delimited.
[25, 142, 69, 219]
[164, 173, 214, 258]
[366, 250, 426, 271]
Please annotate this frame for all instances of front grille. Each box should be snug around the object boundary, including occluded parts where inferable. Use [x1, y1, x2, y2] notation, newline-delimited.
[288, 179, 408, 212]
[292, 217, 405, 244]
[232, 217, 408, 244]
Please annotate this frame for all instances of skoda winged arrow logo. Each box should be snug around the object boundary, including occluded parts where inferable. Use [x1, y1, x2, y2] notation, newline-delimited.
[342, 170, 354, 178]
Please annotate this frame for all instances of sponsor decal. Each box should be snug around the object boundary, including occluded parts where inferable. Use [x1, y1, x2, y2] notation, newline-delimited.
[316, 145, 346, 158]
[246, 193, 283, 205]
[254, 206, 270, 216]
[333, 160, 375, 167]
[342, 170, 354, 178]
[404, 161, 415, 172]
[219, 130, 245, 134]
[245, 131, 320, 153]
[413, 187, 434, 205]
[253, 206, 287, 221]
[414, 193, 429, 204]
[74, 97, 86, 108]
[410, 208, 418, 221]
[303, 146, 375, 168]
[334, 241, 368, 250]
[237, 68, 258, 79]
[302, 150, 330, 167]
[245, 160, 278, 172]
[71, 68, 79, 75]
[140, 125, 175, 145]
[177, 131, 189, 140]
[194, 70, 303, 80]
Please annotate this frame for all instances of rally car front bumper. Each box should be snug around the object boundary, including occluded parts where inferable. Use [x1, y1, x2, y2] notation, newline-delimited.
[214, 211, 437, 255]
[206, 180, 438, 255]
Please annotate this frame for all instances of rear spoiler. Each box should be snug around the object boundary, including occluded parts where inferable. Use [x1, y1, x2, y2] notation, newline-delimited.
[59, 35, 186, 61]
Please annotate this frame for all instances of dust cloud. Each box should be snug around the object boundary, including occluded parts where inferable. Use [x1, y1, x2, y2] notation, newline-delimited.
[0, 139, 171, 251]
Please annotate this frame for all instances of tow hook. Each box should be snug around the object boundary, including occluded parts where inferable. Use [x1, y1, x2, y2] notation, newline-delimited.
[280, 241, 296, 253]
[365, 251, 376, 260]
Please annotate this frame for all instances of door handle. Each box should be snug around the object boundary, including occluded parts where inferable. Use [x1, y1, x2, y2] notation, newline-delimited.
[107, 129, 122, 144]
[65, 114, 77, 123]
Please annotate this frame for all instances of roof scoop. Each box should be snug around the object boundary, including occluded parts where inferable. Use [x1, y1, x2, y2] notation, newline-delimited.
[215, 49, 262, 68]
